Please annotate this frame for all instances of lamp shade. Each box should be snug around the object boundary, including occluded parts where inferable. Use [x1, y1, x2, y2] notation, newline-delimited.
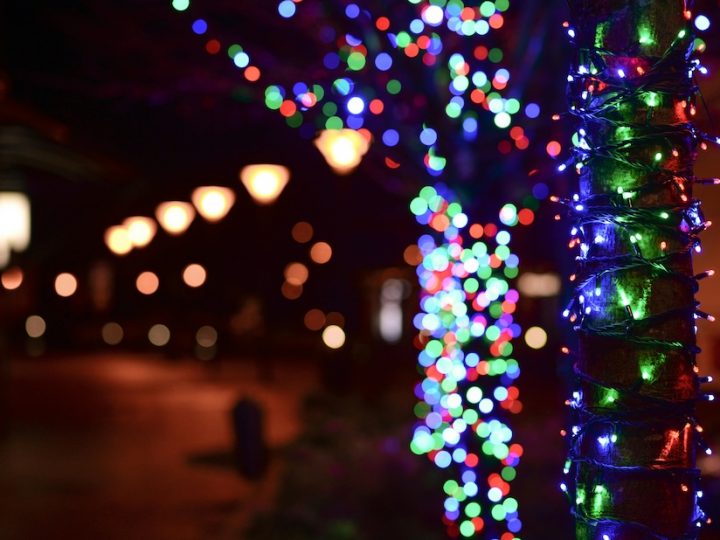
[191, 186, 236, 222]
[314, 129, 370, 175]
[104, 225, 133, 256]
[123, 216, 157, 248]
[239, 164, 290, 205]
[155, 201, 196, 235]
[0, 192, 30, 268]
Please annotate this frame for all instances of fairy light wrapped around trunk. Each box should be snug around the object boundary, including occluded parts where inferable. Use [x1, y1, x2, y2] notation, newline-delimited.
[559, 0, 715, 537]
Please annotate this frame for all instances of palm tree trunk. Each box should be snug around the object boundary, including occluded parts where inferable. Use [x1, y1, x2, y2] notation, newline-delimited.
[564, 0, 709, 537]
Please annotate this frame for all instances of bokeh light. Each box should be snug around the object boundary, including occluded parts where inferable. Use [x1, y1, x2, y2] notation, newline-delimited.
[182, 264, 207, 288]
[310, 242, 332, 264]
[156, 202, 196, 235]
[54, 272, 78, 297]
[0, 191, 31, 267]
[304, 309, 326, 331]
[546, 140, 562, 158]
[25, 315, 46, 338]
[291, 221, 314, 243]
[314, 129, 370, 175]
[325, 311, 345, 327]
[322, 324, 346, 349]
[136, 271, 160, 295]
[196, 325, 218, 347]
[517, 272, 561, 297]
[284, 262, 309, 286]
[1, 266, 23, 290]
[148, 324, 171, 346]
[524, 326, 547, 349]
[123, 216, 157, 248]
[281, 281, 303, 300]
[104, 225, 133, 256]
[403, 244, 423, 265]
[191, 186, 236, 222]
[102, 322, 124, 345]
[695, 15, 710, 31]
[410, 184, 525, 537]
[239, 164, 290, 205]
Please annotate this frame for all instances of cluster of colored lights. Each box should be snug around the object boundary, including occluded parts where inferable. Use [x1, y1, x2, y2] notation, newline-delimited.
[409, 185, 530, 539]
[555, 5, 717, 536]
[172, 0, 261, 83]
[175, 0, 539, 177]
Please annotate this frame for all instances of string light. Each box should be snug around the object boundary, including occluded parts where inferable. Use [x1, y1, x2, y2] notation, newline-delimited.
[175, 0, 532, 177]
[410, 185, 526, 539]
[559, 6, 714, 537]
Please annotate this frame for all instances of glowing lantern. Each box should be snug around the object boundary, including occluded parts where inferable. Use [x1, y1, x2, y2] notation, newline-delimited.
[0, 192, 31, 268]
[191, 186, 236, 222]
[314, 129, 370, 175]
[155, 201, 195, 235]
[104, 225, 133, 255]
[123, 216, 157, 248]
[239, 164, 290, 205]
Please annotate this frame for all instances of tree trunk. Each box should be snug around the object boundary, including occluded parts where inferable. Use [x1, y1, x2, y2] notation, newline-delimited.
[564, 1, 708, 538]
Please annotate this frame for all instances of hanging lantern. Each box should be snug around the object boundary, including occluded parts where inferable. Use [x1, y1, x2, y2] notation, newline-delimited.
[314, 129, 370, 175]
[155, 201, 195, 235]
[191, 186, 236, 222]
[0, 192, 30, 268]
[239, 164, 290, 205]
[104, 225, 133, 256]
[123, 216, 157, 248]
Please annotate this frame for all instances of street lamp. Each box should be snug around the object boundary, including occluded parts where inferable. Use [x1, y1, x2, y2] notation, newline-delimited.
[123, 216, 157, 248]
[238, 164, 291, 380]
[104, 225, 133, 256]
[314, 129, 370, 175]
[239, 164, 290, 205]
[0, 191, 30, 268]
[191, 186, 236, 222]
[155, 201, 195, 235]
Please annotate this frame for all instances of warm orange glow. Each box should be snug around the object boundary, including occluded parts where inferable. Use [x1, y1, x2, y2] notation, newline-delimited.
[191, 186, 236, 222]
[326, 312, 345, 327]
[26, 315, 46, 338]
[104, 225, 133, 255]
[304, 309, 326, 331]
[310, 242, 332, 264]
[155, 201, 196, 235]
[54, 272, 78, 297]
[239, 164, 290, 205]
[1, 266, 23, 290]
[524, 326, 548, 349]
[546, 141, 562, 157]
[403, 245, 422, 266]
[281, 281, 303, 300]
[102, 322, 124, 345]
[123, 216, 157, 248]
[182, 263, 207, 287]
[0, 192, 31, 268]
[314, 129, 370, 175]
[136, 271, 159, 295]
[196, 325, 218, 347]
[148, 324, 171, 346]
[284, 262, 309, 286]
[322, 325, 346, 349]
[291, 221, 314, 243]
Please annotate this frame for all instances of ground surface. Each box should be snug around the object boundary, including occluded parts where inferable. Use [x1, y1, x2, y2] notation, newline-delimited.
[0, 353, 317, 540]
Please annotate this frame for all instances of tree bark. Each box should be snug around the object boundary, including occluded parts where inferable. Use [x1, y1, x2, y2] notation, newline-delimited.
[565, 1, 706, 538]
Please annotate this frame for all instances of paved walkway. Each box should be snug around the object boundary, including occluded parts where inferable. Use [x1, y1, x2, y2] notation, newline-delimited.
[0, 353, 318, 540]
